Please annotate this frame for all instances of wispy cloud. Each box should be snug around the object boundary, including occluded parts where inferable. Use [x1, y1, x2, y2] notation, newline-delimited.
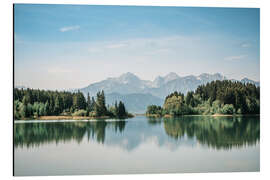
[86, 36, 192, 55]
[224, 55, 247, 61]
[106, 43, 127, 49]
[59, 25, 80, 32]
[241, 43, 252, 48]
[48, 67, 72, 74]
[88, 47, 103, 53]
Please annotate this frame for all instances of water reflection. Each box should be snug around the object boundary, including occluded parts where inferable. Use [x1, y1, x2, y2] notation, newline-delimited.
[14, 116, 259, 150]
[14, 121, 126, 148]
[163, 116, 260, 150]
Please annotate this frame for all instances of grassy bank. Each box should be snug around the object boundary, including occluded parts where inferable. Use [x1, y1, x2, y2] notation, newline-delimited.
[38, 116, 111, 120]
[15, 114, 134, 121]
[146, 113, 260, 118]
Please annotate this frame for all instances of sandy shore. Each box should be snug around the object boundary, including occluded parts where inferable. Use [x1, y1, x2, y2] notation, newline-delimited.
[212, 114, 260, 117]
[146, 114, 260, 118]
[16, 114, 259, 121]
[36, 116, 111, 120]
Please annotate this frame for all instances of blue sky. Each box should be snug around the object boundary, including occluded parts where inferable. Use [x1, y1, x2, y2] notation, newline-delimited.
[14, 4, 260, 90]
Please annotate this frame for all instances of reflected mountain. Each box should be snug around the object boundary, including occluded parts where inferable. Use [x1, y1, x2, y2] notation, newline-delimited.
[14, 116, 259, 151]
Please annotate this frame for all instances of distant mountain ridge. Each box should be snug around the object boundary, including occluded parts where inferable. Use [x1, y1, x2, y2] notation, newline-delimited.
[77, 72, 259, 113]
[14, 85, 28, 90]
[79, 72, 259, 98]
[106, 93, 163, 114]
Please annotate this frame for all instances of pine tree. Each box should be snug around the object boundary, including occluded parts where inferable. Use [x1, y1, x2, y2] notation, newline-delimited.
[22, 96, 28, 106]
[118, 101, 126, 118]
[87, 93, 91, 113]
[186, 91, 195, 107]
[54, 96, 60, 115]
[19, 103, 27, 118]
[114, 101, 119, 117]
[44, 101, 49, 116]
[96, 90, 107, 116]
[73, 93, 79, 110]
[91, 97, 95, 111]
[49, 99, 54, 115]
[100, 90, 107, 114]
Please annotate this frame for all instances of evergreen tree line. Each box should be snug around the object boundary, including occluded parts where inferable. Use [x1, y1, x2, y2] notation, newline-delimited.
[14, 88, 131, 119]
[146, 80, 260, 116]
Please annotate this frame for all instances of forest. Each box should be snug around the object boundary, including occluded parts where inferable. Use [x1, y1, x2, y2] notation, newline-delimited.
[146, 80, 260, 116]
[14, 88, 132, 120]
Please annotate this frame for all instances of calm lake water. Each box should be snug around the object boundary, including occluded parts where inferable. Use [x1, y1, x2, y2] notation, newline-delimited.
[14, 115, 260, 176]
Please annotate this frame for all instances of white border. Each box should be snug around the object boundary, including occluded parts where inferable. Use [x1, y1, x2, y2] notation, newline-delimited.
[1, 0, 270, 180]
[9, 0, 262, 8]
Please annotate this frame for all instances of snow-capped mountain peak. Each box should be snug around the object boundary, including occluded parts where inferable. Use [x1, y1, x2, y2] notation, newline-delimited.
[164, 72, 180, 83]
[79, 72, 259, 99]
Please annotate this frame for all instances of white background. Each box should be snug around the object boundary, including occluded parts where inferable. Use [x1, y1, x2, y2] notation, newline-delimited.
[0, 0, 269, 180]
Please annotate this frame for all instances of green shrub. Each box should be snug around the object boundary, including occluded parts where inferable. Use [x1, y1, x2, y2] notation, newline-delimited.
[220, 104, 235, 114]
[237, 108, 242, 114]
[72, 109, 88, 116]
[89, 111, 97, 117]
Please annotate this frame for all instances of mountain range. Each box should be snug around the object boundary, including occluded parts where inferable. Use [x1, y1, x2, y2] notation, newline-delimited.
[78, 72, 259, 113]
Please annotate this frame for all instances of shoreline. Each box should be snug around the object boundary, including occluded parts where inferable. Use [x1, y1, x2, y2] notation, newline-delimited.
[14, 114, 260, 121]
[211, 114, 260, 117]
[15, 115, 131, 121]
[146, 114, 260, 118]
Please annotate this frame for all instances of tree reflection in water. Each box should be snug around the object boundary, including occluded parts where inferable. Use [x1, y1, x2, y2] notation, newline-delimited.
[163, 116, 260, 150]
[14, 120, 126, 148]
[14, 116, 259, 150]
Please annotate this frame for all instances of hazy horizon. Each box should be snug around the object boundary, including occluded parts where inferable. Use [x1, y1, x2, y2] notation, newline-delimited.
[14, 5, 260, 90]
[15, 71, 260, 91]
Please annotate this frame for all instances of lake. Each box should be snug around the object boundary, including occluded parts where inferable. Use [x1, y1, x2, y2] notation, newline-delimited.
[14, 115, 260, 176]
